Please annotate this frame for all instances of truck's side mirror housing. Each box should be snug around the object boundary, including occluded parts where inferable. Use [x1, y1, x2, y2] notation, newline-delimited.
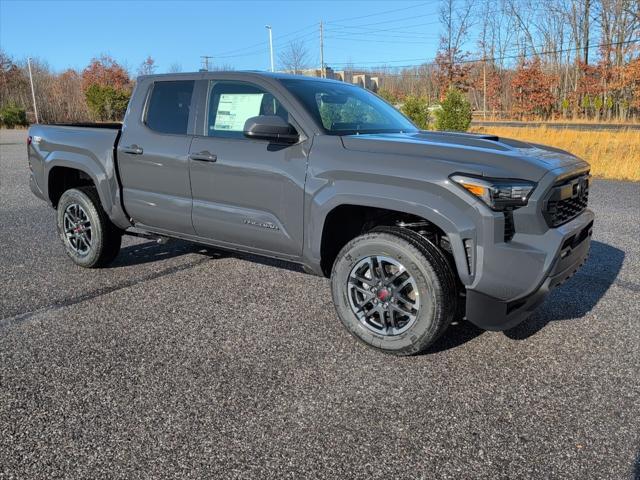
[243, 115, 299, 144]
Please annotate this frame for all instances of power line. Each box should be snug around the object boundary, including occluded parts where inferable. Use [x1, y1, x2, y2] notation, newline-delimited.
[193, 0, 636, 72]
[323, 7, 517, 36]
[328, 37, 639, 66]
[323, 23, 442, 39]
[327, 12, 438, 29]
[324, 23, 441, 37]
[326, 35, 439, 45]
[211, 24, 317, 58]
[324, 1, 436, 24]
[327, 3, 551, 33]
[325, 32, 440, 42]
[214, 30, 318, 59]
[325, 39, 640, 73]
[206, 2, 436, 64]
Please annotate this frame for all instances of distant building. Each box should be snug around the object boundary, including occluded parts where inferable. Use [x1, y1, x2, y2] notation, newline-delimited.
[332, 70, 352, 83]
[347, 73, 379, 92]
[283, 67, 380, 92]
[294, 67, 334, 78]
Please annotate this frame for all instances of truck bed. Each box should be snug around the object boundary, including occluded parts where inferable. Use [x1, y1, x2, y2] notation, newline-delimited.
[49, 122, 122, 129]
[28, 123, 128, 228]
[29, 124, 121, 163]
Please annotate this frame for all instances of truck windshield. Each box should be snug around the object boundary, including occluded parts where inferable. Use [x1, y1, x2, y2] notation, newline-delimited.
[280, 79, 418, 135]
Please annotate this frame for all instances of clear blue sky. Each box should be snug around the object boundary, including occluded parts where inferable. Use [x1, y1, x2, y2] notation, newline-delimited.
[0, 0, 443, 74]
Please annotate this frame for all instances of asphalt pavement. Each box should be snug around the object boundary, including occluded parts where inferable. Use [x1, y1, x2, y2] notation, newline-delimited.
[1, 129, 639, 479]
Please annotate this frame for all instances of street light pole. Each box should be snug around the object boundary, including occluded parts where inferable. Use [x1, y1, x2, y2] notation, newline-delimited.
[320, 20, 324, 78]
[27, 57, 39, 124]
[265, 25, 274, 72]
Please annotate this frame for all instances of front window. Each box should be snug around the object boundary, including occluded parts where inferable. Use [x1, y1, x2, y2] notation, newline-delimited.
[280, 79, 417, 135]
[206, 81, 290, 139]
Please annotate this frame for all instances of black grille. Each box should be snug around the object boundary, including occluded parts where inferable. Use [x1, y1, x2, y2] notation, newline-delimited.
[548, 194, 589, 225]
[543, 173, 590, 227]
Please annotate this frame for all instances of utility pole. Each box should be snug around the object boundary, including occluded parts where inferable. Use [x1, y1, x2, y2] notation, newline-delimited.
[583, 0, 590, 64]
[265, 25, 274, 72]
[319, 20, 324, 78]
[200, 56, 213, 71]
[27, 57, 39, 124]
[483, 57, 487, 120]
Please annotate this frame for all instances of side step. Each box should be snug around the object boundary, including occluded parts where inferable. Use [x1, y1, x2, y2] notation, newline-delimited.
[124, 227, 170, 245]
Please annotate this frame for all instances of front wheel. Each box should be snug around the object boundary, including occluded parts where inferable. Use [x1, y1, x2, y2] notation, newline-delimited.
[331, 227, 457, 356]
[56, 187, 122, 268]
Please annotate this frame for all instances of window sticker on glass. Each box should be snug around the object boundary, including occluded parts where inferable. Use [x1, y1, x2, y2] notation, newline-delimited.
[213, 93, 264, 131]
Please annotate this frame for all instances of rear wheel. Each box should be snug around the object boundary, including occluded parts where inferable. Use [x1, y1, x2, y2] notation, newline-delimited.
[56, 187, 122, 268]
[331, 227, 457, 355]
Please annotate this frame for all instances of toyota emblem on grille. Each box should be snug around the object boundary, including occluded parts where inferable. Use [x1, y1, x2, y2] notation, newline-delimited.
[575, 177, 587, 201]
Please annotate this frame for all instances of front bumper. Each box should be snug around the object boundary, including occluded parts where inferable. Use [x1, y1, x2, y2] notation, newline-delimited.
[465, 211, 593, 331]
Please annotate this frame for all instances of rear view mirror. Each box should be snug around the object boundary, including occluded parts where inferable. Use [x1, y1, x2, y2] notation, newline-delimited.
[243, 115, 298, 144]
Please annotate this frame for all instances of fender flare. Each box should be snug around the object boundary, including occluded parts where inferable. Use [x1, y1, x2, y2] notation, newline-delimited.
[304, 181, 479, 284]
[44, 152, 130, 229]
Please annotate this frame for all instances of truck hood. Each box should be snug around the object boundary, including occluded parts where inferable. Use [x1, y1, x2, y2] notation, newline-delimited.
[340, 131, 588, 181]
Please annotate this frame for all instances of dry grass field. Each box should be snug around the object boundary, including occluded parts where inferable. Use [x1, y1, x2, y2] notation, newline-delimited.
[471, 126, 640, 181]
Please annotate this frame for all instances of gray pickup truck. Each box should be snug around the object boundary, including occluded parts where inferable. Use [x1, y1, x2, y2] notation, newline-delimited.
[28, 72, 593, 355]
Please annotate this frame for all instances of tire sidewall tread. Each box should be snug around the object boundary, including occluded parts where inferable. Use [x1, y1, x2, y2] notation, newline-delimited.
[56, 187, 121, 268]
[331, 227, 457, 356]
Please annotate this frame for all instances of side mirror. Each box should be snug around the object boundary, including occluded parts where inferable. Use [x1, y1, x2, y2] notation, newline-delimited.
[243, 115, 299, 144]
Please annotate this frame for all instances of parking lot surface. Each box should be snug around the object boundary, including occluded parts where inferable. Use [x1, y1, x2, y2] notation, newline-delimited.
[1, 129, 639, 479]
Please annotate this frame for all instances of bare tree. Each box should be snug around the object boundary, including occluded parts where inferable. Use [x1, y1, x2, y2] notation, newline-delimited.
[137, 56, 156, 77]
[278, 40, 310, 74]
[439, 0, 476, 75]
[344, 58, 355, 82]
[598, 0, 640, 67]
[168, 62, 182, 73]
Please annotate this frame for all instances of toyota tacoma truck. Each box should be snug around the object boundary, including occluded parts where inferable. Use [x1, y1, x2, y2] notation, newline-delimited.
[27, 72, 593, 355]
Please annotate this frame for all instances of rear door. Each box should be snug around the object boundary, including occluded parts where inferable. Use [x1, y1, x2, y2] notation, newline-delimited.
[118, 80, 196, 234]
[188, 79, 307, 257]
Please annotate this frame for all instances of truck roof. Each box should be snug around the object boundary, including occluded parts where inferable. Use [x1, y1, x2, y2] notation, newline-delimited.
[136, 71, 345, 84]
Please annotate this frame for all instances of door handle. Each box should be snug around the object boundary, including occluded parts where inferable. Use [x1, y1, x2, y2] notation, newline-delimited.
[189, 151, 217, 162]
[122, 144, 143, 155]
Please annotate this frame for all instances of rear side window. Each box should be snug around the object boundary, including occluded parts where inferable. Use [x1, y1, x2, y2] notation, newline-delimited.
[145, 80, 194, 134]
[206, 81, 289, 138]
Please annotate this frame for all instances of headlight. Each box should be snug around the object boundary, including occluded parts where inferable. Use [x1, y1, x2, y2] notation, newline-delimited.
[450, 174, 536, 211]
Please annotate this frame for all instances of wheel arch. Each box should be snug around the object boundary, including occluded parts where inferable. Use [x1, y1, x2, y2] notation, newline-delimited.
[47, 165, 96, 207]
[307, 189, 477, 284]
[44, 154, 130, 229]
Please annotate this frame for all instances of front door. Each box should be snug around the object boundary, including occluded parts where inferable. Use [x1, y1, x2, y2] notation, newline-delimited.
[118, 79, 196, 234]
[189, 80, 307, 257]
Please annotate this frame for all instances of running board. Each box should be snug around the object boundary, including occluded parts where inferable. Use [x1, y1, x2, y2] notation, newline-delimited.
[124, 227, 170, 244]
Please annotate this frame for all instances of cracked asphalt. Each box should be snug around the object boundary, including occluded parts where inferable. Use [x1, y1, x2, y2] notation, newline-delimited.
[1, 129, 639, 479]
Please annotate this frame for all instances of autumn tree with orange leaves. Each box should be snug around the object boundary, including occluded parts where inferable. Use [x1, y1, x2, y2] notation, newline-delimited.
[81, 55, 130, 90]
[81, 55, 132, 121]
[511, 59, 557, 119]
[434, 0, 475, 99]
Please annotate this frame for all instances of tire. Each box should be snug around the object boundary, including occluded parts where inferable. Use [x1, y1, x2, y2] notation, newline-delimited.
[56, 187, 122, 268]
[331, 227, 457, 356]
